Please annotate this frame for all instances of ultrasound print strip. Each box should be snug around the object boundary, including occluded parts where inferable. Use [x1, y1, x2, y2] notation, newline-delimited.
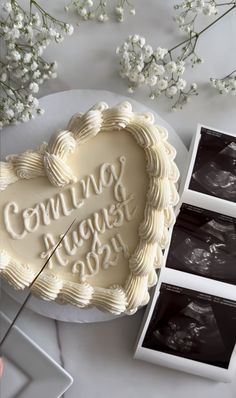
[166, 204, 236, 285]
[142, 284, 236, 369]
[189, 128, 236, 203]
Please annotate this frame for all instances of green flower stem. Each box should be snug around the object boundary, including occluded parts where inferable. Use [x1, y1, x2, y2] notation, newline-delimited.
[29, 0, 65, 27]
[169, 3, 236, 56]
[224, 68, 236, 78]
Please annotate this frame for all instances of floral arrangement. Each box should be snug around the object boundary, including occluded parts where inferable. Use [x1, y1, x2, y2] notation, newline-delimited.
[65, 0, 135, 22]
[116, 0, 236, 110]
[0, 0, 74, 128]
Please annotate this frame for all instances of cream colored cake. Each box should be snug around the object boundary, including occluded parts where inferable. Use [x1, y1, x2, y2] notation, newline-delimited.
[0, 102, 179, 314]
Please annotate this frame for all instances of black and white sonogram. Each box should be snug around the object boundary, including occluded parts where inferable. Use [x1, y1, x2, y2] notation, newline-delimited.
[166, 204, 236, 285]
[142, 284, 236, 368]
[189, 128, 236, 202]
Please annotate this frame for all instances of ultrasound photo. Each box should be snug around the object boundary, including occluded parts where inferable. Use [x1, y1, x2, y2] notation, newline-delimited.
[166, 204, 236, 285]
[142, 284, 236, 368]
[189, 128, 236, 203]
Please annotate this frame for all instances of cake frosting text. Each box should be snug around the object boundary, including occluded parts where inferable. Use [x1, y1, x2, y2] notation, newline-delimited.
[3, 156, 137, 280]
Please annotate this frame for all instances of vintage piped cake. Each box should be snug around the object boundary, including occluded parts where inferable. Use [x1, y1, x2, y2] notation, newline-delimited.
[0, 101, 179, 314]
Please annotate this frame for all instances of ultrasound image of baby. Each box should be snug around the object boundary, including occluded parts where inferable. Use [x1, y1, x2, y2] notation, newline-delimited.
[192, 143, 236, 201]
[166, 205, 236, 284]
[153, 301, 225, 356]
[142, 285, 236, 368]
[189, 130, 236, 203]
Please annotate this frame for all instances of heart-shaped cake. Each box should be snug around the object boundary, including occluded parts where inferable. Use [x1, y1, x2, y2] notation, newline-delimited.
[0, 102, 179, 314]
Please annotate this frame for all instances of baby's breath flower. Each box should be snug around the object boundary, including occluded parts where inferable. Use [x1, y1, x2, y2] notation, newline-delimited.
[177, 78, 187, 90]
[65, 0, 136, 23]
[1, 0, 74, 127]
[166, 85, 178, 97]
[116, 35, 198, 110]
[157, 79, 168, 91]
[1, 73, 7, 82]
[64, 24, 74, 35]
[210, 72, 236, 96]
[166, 61, 177, 73]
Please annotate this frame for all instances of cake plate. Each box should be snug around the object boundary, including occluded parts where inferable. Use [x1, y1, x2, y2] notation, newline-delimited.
[1, 89, 188, 323]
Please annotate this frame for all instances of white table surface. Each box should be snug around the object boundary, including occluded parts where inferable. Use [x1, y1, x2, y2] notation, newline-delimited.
[1, 1, 236, 397]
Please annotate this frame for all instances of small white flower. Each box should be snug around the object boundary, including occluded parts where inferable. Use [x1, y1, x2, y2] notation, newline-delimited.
[80, 7, 88, 17]
[5, 109, 14, 119]
[130, 8, 136, 15]
[203, 4, 218, 16]
[10, 28, 20, 39]
[147, 76, 157, 86]
[129, 72, 138, 82]
[35, 46, 44, 56]
[115, 6, 124, 15]
[55, 33, 64, 43]
[15, 13, 23, 22]
[116, 46, 121, 55]
[37, 108, 45, 115]
[191, 83, 198, 90]
[24, 26, 34, 39]
[166, 61, 177, 73]
[30, 97, 39, 108]
[65, 24, 74, 35]
[11, 51, 21, 61]
[51, 61, 58, 71]
[15, 102, 25, 113]
[128, 86, 135, 93]
[29, 82, 39, 93]
[49, 28, 57, 38]
[30, 61, 38, 71]
[0, 73, 7, 82]
[196, 0, 205, 9]
[157, 79, 168, 91]
[137, 74, 145, 83]
[151, 63, 165, 76]
[153, 47, 168, 60]
[33, 70, 41, 79]
[86, 0, 93, 7]
[21, 112, 30, 122]
[138, 37, 146, 48]
[32, 13, 41, 27]
[176, 62, 185, 75]
[98, 14, 105, 22]
[177, 78, 187, 90]
[144, 45, 153, 57]
[166, 85, 178, 97]
[132, 34, 140, 44]
[23, 53, 33, 64]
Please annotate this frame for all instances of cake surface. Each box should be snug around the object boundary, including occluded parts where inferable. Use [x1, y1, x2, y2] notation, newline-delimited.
[0, 101, 179, 314]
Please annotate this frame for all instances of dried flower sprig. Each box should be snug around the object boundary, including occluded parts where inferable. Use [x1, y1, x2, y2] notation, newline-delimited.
[116, 1, 236, 110]
[210, 70, 236, 95]
[116, 35, 198, 111]
[0, 0, 74, 129]
[65, 0, 135, 23]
